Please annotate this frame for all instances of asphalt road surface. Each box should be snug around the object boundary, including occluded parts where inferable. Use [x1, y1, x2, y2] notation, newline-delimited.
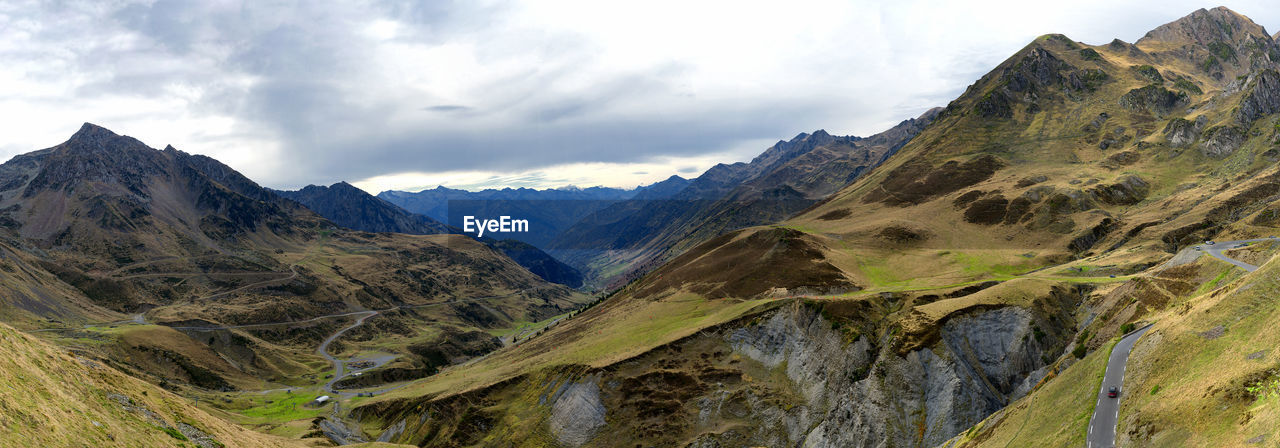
[1086, 237, 1268, 447]
[1087, 324, 1151, 448]
[1197, 237, 1277, 272]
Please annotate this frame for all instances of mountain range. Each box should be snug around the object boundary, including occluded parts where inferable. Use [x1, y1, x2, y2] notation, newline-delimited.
[3, 6, 1280, 448]
[378, 178, 690, 248]
[275, 181, 586, 287]
[548, 113, 939, 287]
[0, 123, 590, 444]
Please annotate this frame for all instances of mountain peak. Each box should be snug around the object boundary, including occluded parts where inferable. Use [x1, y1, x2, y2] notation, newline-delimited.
[1138, 6, 1270, 48]
[70, 122, 116, 139]
[65, 122, 121, 148]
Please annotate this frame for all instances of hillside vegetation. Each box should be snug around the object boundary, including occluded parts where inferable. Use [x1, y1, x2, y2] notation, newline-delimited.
[343, 7, 1280, 447]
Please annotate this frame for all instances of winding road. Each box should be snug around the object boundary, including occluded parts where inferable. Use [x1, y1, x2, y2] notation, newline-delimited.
[1086, 324, 1150, 448]
[1086, 237, 1269, 447]
[317, 311, 379, 395]
[1197, 237, 1276, 272]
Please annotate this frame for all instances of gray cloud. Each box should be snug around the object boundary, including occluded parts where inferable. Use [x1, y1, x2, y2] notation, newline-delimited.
[423, 105, 472, 113]
[4, 1, 1280, 191]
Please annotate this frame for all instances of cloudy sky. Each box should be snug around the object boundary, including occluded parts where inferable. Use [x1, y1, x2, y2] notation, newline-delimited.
[2, 1, 1278, 193]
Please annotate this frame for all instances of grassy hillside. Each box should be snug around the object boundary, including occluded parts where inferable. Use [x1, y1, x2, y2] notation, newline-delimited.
[0, 321, 309, 447]
[1116, 253, 1280, 446]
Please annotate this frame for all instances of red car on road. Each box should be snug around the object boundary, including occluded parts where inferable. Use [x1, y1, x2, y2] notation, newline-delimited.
[1107, 387, 1119, 398]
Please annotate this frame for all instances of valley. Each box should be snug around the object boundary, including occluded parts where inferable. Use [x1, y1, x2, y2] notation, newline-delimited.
[3, 4, 1280, 448]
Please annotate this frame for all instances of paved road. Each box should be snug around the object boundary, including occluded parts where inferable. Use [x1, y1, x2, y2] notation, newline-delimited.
[1085, 238, 1269, 447]
[1196, 237, 1277, 272]
[1087, 324, 1151, 448]
[318, 311, 379, 395]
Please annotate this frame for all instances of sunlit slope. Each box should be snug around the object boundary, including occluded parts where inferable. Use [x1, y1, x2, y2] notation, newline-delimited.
[0, 322, 306, 447]
[1115, 252, 1280, 446]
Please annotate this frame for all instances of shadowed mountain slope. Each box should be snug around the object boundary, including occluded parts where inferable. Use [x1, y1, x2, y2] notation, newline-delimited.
[278, 181, 584, 287]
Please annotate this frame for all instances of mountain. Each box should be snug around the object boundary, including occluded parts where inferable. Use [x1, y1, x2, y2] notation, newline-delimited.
[348, 7, 1280, 447]
[377, 178, 688, 248]
[549, 111, 938, 288]
[275, 181, 450, 234]
[277, 181, 584, 287]
[482, 238, 584, 288]
[0, 124, 590, 442]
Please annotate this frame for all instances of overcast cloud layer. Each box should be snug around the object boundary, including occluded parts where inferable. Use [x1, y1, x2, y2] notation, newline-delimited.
[2, 1, 1278, 192]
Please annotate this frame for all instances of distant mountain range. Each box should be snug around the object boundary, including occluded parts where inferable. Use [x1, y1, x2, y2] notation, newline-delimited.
[378, 176, 691, 248]
[546, 114, 939, 287]
[376, 116, 935, 289]
[276, 182, 451, 235]
[276, 181, 585, 287]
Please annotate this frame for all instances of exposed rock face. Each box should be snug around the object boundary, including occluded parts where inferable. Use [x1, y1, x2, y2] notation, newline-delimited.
[718, 304, 1066, 447]
[1130, 65, 1164, 83]
[549, 380, 607, 447]
[363, 293, 1078, 448]
[1163, 116, 1206, 147]
[1200, 126, 1246, 158]
[973, 44, 1107, 118]
[1136, 7, 1280, 79]
[1069, 218, 1119, 253]
[1006, 47, 1072, 93]
[1091, 175, 1150, 205]
[1119, 85, 1188, 117]
[1139, 7, 1263, 47]
[1236, 69, 1280, 125]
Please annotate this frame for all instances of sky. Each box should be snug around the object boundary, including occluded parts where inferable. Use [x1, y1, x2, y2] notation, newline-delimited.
[2, 1, 1279, 193]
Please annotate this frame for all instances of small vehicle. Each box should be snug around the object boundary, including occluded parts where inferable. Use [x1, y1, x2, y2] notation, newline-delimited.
[1205, 240, 1216, 245]
[1107, 386, 1119, 398]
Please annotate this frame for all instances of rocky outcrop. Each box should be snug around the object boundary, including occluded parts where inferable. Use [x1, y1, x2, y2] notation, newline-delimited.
[361, 290, 1079, 448]
[1163, 116, 1206, 147]
[1006, 47, 1072, 93]
[1090, 175, 1150, 205]
[549, 379, 607, 447]
[1119, 85, 1188, 117]
[1069, 218, 1119, 253]
[1136, 7, 1280, 80]
[1199, 125, 1246, 158]
[717, 303, 1070, 447]
[1235, 69, 1280, 126]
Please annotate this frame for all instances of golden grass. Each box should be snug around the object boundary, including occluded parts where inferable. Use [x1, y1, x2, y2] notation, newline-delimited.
[377, 293, 775, 401]
[0, 323, 304, 447]
[1116, 253, 1280, 446]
